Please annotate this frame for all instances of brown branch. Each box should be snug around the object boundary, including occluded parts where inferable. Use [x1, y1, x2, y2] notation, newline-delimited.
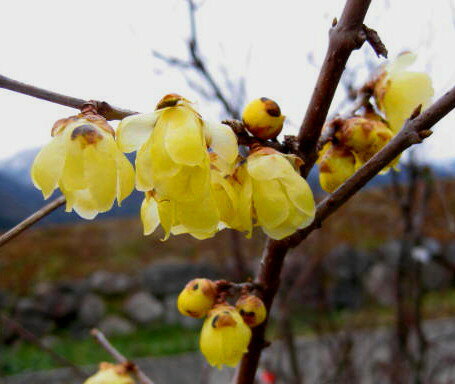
[91, 328, 155, 384]
[297, 0, 374, 177]
[235, 85, 455, 383]
[0, 195, 66, 248]
[0, 314, 88, 379]
[362, 24, 388, 58]
[0, 74, 138, 120]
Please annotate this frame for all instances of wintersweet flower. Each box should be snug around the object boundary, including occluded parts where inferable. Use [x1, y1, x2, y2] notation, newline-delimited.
[177, 278, 217, 318]
[242, 97, 285, 140]
[318, 143, 356, 193]
[374, 52, 434, 134]
[84, 362, 135, 384]
[31, 114, 135, 219]
[235, 295, 267, 328]
[246, 148, 316, 240]
[200, 305, 252, 369]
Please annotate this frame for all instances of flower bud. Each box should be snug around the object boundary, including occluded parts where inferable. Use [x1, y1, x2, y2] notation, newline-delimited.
[235, 295, 267, 327]
[199, 305, 252, 368]
[177, 278, 217, 318]
[334, 115, 393, 166]
[242, 98, 285, 140]
[318, 143, 356, 193]
[84, 362, 135, 384]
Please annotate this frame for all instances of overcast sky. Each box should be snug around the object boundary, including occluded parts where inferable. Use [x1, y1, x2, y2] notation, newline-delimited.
[1, 0, 454, 163]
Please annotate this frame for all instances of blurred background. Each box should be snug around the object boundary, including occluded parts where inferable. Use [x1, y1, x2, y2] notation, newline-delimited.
[1, 0, 455, 383]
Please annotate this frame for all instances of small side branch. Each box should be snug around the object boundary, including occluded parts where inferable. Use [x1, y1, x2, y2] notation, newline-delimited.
[0, 315, 88, 379]
[0, 74, 138, 120]
[0, 195, 66, 248]
[91, 329, 155, 384]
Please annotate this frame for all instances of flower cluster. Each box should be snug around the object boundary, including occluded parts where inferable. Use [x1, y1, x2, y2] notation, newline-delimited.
[177, 278, 266, 369]
[318, 52, 433, 193]
[32, 95, 315, 240]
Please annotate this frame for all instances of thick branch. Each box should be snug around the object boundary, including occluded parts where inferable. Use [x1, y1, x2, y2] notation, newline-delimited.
[91, 329, 155, 384]
[0, 195, 66, 247]
[236, 86, 455, 384]
[297, 0, 373, 177]
[0, 74, 138, 120]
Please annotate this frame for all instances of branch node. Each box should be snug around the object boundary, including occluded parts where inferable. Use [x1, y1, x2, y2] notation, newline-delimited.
[362, 25, 388, 58]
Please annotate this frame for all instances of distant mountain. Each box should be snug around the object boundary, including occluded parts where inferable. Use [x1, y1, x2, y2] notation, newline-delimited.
[0, 148, 453, 229]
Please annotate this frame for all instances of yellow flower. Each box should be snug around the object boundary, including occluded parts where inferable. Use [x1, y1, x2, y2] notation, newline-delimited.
[31, 114, 135, 219]
[374, 52, 434, 134]
[235, 295, 267, 328]
[242, 98, 285, 140]
[177, 278, 217, 318]
[119, 94, 239, 239]
[318, 143, 356, 193]
[84, 362, 135, 384]
[246, 148, 316, 240]
[200, 305, 252, 369]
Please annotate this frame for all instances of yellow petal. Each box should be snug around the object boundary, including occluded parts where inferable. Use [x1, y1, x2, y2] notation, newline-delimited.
[280, 174, 316, 217]
[176, 194, 219, 234]
[63, 188, 99, 220]
[83, 140, 117, 212]
[31, 132, 67, 199]
[252, 179, 289, 228]
[116, 112, 157, 153]
[247, 154, 294, 180]
[204, 121, 239, 165]
[156, 197, 175, 240]
[60, 137, 86, 191]
[162, 107, 206, 166]
[384, 71, 433, 133]
[140, 195, 160, 235]
[115, 152, 135, 205]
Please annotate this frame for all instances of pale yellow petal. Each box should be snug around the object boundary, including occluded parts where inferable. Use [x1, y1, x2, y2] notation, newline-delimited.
[60, 134, 86, 191]
[203, 121, 239, 164]
[31, 133, 67, 199]
[162, 107, 206, 166]
[66, 188, 99, 220]
[280, 174, 316, 217]
[116, 152, 135, 205]
[116, 112, 157, 153]
[252, 179, 289, 228]
[157, 198, 175, 240]
[140, 195, 160, 235]
[247, 154, 294, 180]
[83, 140, 117, 212]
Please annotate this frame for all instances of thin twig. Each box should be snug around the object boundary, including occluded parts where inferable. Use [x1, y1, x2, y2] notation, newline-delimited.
[0, 195, 66, 248]
[0, 315, 88, 379]
[91, 329, 155, 384]
[0, 74, 138, 120]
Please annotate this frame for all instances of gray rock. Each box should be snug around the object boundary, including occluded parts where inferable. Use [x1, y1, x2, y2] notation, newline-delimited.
[14, 298, 54, 336]
[99, 315, 136, 336]
[89, 271, 135, 295]
[364, 263, 395, 306]
[142, 262, 220, 297]
[77, 294, 106, 327]
[123, 291, 164, 324]
[422, 261, 452, 291]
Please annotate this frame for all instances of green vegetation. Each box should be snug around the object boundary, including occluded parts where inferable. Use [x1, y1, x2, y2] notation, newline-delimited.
[0, 325, 199, 377]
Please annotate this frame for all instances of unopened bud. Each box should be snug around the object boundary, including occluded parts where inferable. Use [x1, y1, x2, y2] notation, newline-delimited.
[235, 294, 267, 328]
[242, 98, 285, 140]
[177, 278, 217, 318]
